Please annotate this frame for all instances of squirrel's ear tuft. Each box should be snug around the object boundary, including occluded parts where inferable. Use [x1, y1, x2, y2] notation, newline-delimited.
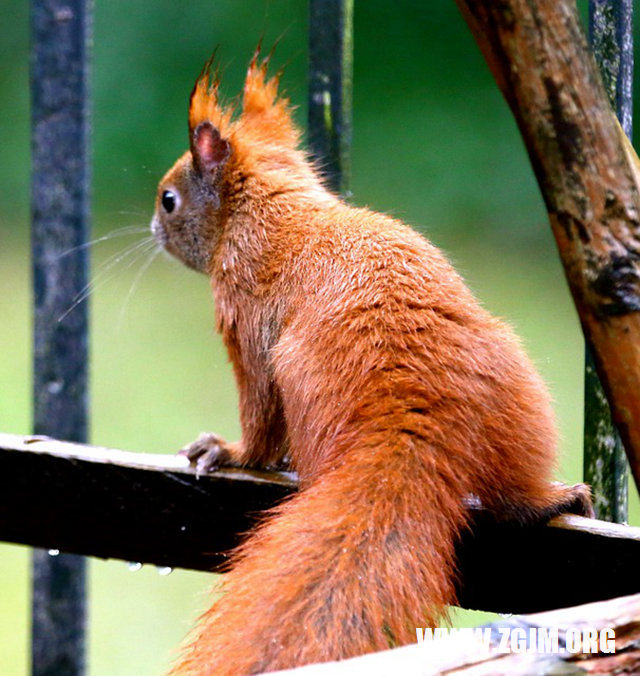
[191, 122, 230, 175]
[188, 51, 232, 139]
[241, 43, 299, 148]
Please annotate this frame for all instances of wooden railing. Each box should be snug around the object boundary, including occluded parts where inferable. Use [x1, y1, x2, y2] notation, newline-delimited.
[3, 433, 640, 614]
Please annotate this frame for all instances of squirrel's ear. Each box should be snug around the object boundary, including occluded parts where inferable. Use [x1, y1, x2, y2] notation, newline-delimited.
[191, 122, 230, 176]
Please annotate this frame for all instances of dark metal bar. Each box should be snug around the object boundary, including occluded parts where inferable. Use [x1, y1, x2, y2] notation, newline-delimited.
[584, 350, 629, 521]
[589, 0, 633, 138]
[308, 0, 354, 195]
[30, 0, 92, 673]
[584, 0, 632, 523]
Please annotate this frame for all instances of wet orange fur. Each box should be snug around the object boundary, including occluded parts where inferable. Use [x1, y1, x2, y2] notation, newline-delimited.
[151, 49, 589, 675]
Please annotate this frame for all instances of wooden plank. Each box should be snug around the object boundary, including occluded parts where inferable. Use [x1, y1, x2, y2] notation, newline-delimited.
[263, 592, 640, 675]
[0, 433, 295, 572]
[456, 511, 640, 614]
[1, 433, 639, 614]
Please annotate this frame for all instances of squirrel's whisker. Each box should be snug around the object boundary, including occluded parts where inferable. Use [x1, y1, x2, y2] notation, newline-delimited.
[57, 225, 150, 259]
[116, 245, 161, 330]
[57, 235, 157, 323]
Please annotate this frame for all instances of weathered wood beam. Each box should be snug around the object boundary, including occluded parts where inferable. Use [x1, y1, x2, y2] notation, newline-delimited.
[263, 592, 640, 675]
[1, 433, 639, 614]
[454, 0, 640, 495]
[0, 433, 295, 572]
[457, 511, 640, 614]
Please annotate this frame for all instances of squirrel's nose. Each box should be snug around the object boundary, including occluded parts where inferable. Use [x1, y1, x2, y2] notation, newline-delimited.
[150, 214, 167, 246]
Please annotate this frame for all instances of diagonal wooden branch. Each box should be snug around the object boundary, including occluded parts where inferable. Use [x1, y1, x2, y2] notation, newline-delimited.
[454, 0, 640, 493]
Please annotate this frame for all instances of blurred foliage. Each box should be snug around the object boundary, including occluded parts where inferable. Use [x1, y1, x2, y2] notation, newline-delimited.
[2, 0, 559, 247]
[1, 0, 640, 674]
[0, 1, 624, 248]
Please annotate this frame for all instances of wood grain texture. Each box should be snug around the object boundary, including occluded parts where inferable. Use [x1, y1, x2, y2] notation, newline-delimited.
[264, 593, 640, 675]
[454, 0, 640, 494]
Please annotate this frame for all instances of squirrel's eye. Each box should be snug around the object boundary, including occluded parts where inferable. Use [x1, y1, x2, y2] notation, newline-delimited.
[162, 190, 177, 214]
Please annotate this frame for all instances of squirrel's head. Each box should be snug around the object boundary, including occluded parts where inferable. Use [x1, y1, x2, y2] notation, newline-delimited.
[151, 120, 230, 273]
[151, 46, 302, 274]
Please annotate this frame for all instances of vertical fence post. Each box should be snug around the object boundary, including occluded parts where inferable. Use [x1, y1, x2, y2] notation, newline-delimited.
[584, 0, 632, 523]
[308, 0, 354, 195]
[30, 0, 92, 673]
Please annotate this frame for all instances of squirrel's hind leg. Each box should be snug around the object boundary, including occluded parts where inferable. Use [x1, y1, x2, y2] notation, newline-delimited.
[488, 481, 595, 524]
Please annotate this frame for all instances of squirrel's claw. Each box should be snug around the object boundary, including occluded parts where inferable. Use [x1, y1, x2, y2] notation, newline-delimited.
[179, 432, 238, 476]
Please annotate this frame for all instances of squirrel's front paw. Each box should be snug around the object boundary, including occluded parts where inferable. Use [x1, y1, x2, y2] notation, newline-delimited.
[179, 433, 243, 476]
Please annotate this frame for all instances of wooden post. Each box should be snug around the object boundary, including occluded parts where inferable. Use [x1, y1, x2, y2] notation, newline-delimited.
[308, 0, 354, 195]
[584, 0, 632, 523]
[30, 0, 92, 673]
[454, 0, 640, 495]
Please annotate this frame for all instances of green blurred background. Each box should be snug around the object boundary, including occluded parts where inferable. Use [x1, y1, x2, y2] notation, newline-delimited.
[1, 1, 639, 673]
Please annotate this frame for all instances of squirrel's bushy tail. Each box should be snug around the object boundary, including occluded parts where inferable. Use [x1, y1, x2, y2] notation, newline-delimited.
[171, 439, 468, 675]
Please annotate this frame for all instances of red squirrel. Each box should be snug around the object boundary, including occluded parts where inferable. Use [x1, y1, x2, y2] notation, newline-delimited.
[150, 49, 592, 675]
